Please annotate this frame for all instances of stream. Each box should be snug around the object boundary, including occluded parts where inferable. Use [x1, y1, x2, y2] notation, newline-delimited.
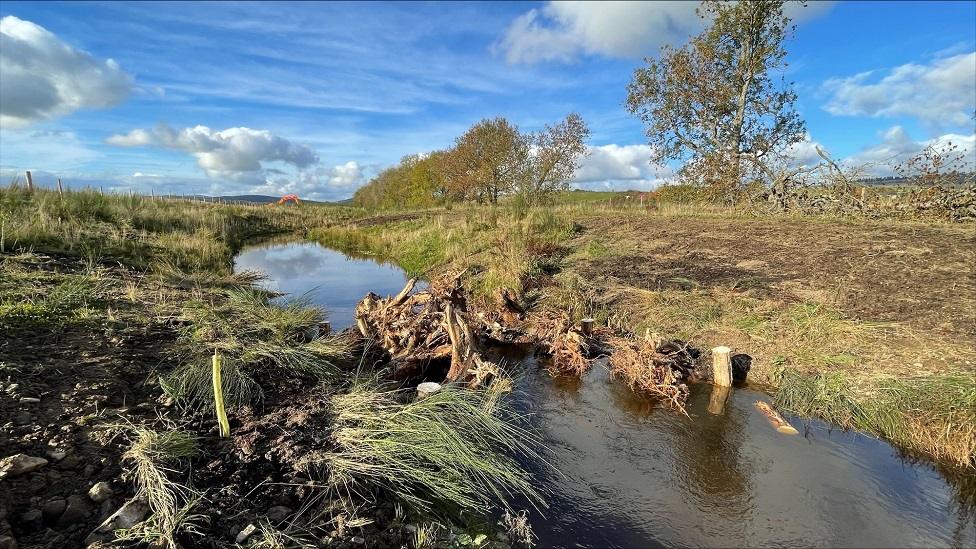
[234, 240, 975, 548]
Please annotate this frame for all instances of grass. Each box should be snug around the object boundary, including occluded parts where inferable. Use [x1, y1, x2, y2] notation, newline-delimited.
[303, 379, 546, 517]
[774, 369, 976, 467]
[309, 206, 575, 299]
[0, 270, 101, 331]
[119, 425, 202, 547]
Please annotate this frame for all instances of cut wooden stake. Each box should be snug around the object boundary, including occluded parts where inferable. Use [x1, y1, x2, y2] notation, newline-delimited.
[416, 382, 442, 399]
[755, 401, 799, 435]
[580, 317, 594, 336]
[57, 178, 64, 199]
[707, 384, 731, 415]
[318, 321, 331, 336]
[25, 171, 34, 193]
[711, 345, 732, 387]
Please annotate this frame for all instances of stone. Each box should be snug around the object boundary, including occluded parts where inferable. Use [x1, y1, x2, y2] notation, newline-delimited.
[88, 481, 114, 503]
[94, 497, 149, 533]
[41, 499, 66, 521]
[235, 524, 258, 544]
[18, 509, 43, 532]
[19, 397, 40, 403]
[58, 495, 93, 527]
[0, 535, 16, 549]
[46, 450, 67, 462]
[266, 505, 291, 522]
[351, 536, 366, 545]
[0, 454, 48, 479]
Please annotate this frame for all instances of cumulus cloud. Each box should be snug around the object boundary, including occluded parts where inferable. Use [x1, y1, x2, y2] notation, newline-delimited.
[0, 15, 132, 127]
[107, 124, 318, 182]
[573, 144, 674, 191]
[822, 52, 976, 128]
[248, 160, 367, 201]
[497, 1, 833, 63]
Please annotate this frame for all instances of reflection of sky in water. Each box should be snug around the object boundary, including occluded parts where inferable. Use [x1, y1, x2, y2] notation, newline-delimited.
[511, 357, 975, 548]
[233, 241, 418, 330]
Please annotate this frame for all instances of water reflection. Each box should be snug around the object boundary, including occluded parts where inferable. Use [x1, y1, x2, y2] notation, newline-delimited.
[234, 241, 975, 548]
[233, 240, 419, 330]
[515, 356, 975, 548]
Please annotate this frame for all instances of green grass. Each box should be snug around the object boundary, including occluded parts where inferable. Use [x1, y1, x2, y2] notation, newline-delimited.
[0, 273, 100, 331]
[303, 379, 546, 517]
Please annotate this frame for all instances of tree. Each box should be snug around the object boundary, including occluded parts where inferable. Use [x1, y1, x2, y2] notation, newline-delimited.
[450, 118, 527, 204]
[626, 0, 806, 202]
[518, 113, 590, 204]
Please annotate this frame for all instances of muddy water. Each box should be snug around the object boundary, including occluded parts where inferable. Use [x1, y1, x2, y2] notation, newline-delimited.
[235, 240, 975, 548]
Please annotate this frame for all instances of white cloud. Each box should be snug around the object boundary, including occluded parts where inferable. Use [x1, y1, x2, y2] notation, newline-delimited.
[107, 124, 318, 182]
[843, 126, 975, 176]
[573, 144, 674, 190]
[327, 160, 364, 187]
[497, 1, 833, 64]
[0, 15, 132, 127]
[248, 160, 367, 200]
[822, 52, 976, 128]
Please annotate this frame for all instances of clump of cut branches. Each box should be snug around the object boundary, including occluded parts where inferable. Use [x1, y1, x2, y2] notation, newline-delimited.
[118, 426, 202, 547]
[605, 335, 695, 410]
[303, 379, 546, 516]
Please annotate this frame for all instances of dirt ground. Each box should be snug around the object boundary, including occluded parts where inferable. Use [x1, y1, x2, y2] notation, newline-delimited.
[575, 214, 976, 341]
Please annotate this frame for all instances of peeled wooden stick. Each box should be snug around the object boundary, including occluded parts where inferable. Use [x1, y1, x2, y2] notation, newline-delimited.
[711, 346, 732, 387]
[755, 401, 799, 435]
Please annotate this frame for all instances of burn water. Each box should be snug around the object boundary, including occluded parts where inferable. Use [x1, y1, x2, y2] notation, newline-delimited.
[235, 240, 976, 548]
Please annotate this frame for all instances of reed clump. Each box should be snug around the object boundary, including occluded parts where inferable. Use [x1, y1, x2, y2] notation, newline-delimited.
[304, 380, 546, 516]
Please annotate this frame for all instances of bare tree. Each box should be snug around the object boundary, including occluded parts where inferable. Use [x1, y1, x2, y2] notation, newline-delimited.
[517, 113, 590, 204]
[626, 0, 806, 202]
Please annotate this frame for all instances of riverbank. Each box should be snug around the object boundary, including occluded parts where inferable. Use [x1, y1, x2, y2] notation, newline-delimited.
[308, 202, 976, 470]
[1, 188, 537, 547]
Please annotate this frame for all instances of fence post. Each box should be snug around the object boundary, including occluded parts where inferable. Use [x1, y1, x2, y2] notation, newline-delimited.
[25, 171, 34, 193]
[57, 178, 64, 199]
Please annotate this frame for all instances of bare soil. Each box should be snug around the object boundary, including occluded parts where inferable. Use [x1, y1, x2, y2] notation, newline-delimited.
[575, 215, 976, 341]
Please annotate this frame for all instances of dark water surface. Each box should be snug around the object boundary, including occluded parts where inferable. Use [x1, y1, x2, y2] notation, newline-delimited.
[235, 240, 975, 548]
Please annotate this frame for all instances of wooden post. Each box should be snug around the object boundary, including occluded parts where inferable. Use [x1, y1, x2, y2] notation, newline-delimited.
[416, 382, 442, 399]
[580, 317, 594, 336]
[755, 401, 799, 435]
[318, 321, 331, 336]
[57, 178, 64, 199]
[707, 384, 731, 415]
[711, 346, 732, 387]
[25, 171, 34, 193]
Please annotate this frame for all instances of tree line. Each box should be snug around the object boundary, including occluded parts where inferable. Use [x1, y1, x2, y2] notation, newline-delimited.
[353, 114, 589, 208]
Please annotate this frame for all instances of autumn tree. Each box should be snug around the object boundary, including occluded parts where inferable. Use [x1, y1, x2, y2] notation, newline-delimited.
[517, 113, 590, 204]
[626, 0, 806, 202]
[450, 117, 527, 204]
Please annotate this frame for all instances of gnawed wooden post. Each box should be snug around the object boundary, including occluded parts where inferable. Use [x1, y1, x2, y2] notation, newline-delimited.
[711, 346, 732, 387]
[25, 171, 34, 193]
[580, 317, 594, 337]
[707, 384, 731, 415]
[755, 401, 798, 435]
[416, 382, 441, 399]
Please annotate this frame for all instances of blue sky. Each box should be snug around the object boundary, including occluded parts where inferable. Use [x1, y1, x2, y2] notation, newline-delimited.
[1, 1, 974, 200]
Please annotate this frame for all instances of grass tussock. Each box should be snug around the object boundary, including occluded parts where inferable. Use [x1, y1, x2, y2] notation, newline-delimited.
[0, 273, 100, 331]
[775, 368, 976, 468]
[119, 426, 202, 547]
[305, 380, 546, 516]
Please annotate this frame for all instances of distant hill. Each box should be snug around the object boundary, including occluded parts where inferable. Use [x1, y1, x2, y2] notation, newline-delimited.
[170, 194, 328, 205]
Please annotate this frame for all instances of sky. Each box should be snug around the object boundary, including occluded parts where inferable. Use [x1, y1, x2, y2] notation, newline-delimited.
[1, 1, 974, 201]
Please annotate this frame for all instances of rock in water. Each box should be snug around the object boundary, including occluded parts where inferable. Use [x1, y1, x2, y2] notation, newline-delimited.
[0, 454, 48, 479]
